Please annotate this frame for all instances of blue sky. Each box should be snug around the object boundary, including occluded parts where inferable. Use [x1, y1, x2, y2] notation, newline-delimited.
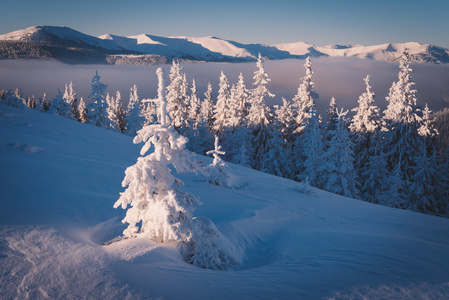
[2, 0, 448, 48]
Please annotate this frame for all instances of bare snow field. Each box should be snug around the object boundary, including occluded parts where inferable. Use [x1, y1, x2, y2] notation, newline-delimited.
[1, 103, 449, 299]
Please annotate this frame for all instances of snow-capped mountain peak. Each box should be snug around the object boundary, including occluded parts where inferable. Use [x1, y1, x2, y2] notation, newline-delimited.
[1, 25, 448, 65]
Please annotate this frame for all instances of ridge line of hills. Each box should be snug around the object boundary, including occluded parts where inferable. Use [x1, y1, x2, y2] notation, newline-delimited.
[1, 25, 449, 65]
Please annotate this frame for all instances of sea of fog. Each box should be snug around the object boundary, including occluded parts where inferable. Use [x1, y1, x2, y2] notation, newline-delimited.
[1, 58, 448, 114]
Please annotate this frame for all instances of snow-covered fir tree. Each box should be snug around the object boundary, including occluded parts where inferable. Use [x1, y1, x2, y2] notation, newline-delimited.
[262, 122, 288, 178]
[319, 109, 359, 198]
[349, 75, 379, 135]
[114, 67, 200, 240]
[206, 136, 230, 186]
[166, 60, 189, 132]
[418, 103, 439, 154]
[383, 49, 418, 124]
[2, 89, 25, 108]
[188, 79, 201, 131]
[25, 95, 37, 109]
[227, 84, 243, 130]
[187, 79, 213, 155]
[381, 49, 424, 205]
[434, 108, 449, 156]
[213, 71, 231, 135]
[124, 84, 145, 136]
[87, 70, 108, 128]
[410, 144, 447, 215]
[63, 81, 78, 120]
[36, 93, 49, 112]
[115, 67, 232, 270]
[349, 75, 381, 181]
[296, 106, 324, 187]
[77, 97, 87, 123]
[49, 88, 71, 117]
[233, 72, 249, 126]
[107, 91, 126, 133]
[201, 82, 215, 129]
[273, 98, 295, 178]
[360, 149, 389, 204]
[274, 98, 295, 143]
[323, 97, 338, 144]
[382, 162, 407, 209]
[247, 53, 275, 170]
[292, 56, 319, 134]
[227, 125, 252, 167]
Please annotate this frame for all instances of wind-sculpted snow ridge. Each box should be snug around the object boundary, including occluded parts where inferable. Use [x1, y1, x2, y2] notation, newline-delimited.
[1, 103, 449, 299]
[1, 25, 449, 64]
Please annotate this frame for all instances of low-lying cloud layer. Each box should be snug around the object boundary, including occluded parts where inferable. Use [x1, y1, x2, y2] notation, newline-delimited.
[1, 58, 448, 114]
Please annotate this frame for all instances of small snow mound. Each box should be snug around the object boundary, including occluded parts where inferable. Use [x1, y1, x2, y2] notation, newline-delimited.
[180, 216, 242, 270]
[4, 142, 44, 153]
[87, 217, 126, 245]
[104, 237, 181, 264]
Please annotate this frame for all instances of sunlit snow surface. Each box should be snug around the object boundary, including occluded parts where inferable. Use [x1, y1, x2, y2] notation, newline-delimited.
[1, 103, 449, 299]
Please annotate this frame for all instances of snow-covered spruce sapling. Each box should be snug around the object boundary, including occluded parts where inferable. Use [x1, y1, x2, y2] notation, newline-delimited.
[206, 136, 230, 187]
[114, 68, 235, 270]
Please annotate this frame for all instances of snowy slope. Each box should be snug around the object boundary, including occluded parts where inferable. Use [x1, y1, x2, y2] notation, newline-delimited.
[0, 25, 122, 50]
[1, 103, 449, 299]
[2, 25, 449, 64]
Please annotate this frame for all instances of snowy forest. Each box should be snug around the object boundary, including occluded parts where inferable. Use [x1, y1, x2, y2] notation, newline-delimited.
[2, 50, 449, 217]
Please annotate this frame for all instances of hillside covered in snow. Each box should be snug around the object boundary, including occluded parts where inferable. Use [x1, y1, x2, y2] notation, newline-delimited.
[1, 97, 449, 299]
[1, 26, 449, 64]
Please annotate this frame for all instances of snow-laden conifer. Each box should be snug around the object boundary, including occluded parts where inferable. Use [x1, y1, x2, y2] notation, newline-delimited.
[349, 75, 380, 182]
[247, 54, 275, 170]
[292, 57, 319, 134]
[350, 76, 379, 135]
[296, 106, 324, 187]
[63, 81, 78, 120]
[166, 60, 189, 132]
[2, 89, 25, 108]
[77, 97, 87, 123]
[323, 97, 338, 144]
[434, 108, 449, 156]
[382, 162, 407, 208]
[87, 71, 108, 128]
[213, 71, 231, 135]
[227, 125, 251, 167]
[319, 109, 359, 198]
[274, 98, 295, 143]
[410, 144, 447, 214]
[49, 88, 71, 117]
[234, 73, 249, 126]
[201, 82, 214, 129]
[274, 98, 295, 178]
[418, 103, 439, 155]
[384, 49, 418, 124]
[206, 136, 230, 186]
[360, 150, 389, 204]
[124, 84, 145, 136]
[115, 68, 234, 270]
[262, 122, 288, 178]
[188, 79, 201, 131]
[107, 91, 126, 133]
[36, 93, 49, 112]
[381, 50, 424, 204]
[187, 79, 213, 154]
[114, 67, 202, 240]
[247, 54, 274, 128]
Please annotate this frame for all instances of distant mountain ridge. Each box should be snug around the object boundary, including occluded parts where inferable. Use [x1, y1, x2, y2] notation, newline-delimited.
[1, 25, 449, 65]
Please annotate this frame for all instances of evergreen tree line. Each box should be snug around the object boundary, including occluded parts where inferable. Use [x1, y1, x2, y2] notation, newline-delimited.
[1, 51, 448, 216]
